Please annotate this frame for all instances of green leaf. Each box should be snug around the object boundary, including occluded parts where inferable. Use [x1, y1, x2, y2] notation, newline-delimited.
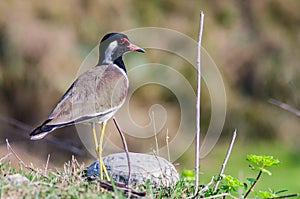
[246, 178, 256, 185]
[243, 183, 248, 190]
[246, 154, 280, 179]
[246, 154, 262, 164]
[220, 185, 229, 191]
[261, 156, 280, 167]
[246, 154, 280, 168]
[220, 174, 243, 193]
[258, 190, 277, 198]
[249, 165, 261, 171]
[181, 170, 195, 178]
[275, 189, 288, 194]
[261, 168, 272, 175]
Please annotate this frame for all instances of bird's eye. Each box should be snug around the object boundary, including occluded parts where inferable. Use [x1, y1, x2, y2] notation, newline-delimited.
[119, 38, 127, 45]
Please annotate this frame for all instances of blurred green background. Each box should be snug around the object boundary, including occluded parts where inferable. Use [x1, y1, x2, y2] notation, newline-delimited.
[0, 0, 299, 194]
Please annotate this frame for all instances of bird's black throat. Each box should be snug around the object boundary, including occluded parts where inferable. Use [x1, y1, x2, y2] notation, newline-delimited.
[113, 56, 126, 73]
[98, 55, 126, 73]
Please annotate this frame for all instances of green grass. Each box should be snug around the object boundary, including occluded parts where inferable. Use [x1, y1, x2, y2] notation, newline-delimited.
[1, 141, 299, 198]
[0, 158, 113, 198]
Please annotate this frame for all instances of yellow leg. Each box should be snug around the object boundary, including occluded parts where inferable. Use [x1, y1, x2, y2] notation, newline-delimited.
[98, 122, 110, 181]
[91, 123, 102, 179]
[91, 123, 98, 150]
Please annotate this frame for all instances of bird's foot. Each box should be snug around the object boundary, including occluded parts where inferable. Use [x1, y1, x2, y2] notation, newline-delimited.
[99, 159, 110, 181]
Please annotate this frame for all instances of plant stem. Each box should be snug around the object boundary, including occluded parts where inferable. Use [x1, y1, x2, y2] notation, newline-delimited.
[152, 111, 159, 156]
[198, 176, 214, 195]
[203, 193, 230, 199]
[268, 193, 299, 199]
[244, 170, 262, 198]
[6, 139, 49, 179]
[213, 129, 237, 192]
[268, 98, 300, 117]
[113, 117, 131, 185]
[194, 10, 204, 196]
[166, 128, 170, 161]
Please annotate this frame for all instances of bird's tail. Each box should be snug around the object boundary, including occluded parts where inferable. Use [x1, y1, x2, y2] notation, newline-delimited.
[30, 120, 55, 140]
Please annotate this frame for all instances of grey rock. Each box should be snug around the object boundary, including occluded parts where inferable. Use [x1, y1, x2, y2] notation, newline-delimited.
[86, 152, 179, 188]
[5, 174, 29, 185]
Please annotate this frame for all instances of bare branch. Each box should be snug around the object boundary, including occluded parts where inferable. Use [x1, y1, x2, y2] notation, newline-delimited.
[195, 10, 204, 195]
[97, 180, 146, 197]
[6, 139, 26, 166]
[166, 128, 171, 161]
[199, 176, 215, 195]
[213, 129, 237, 192]
[203, 193, 230, 199]
[268, 193, 299, 199]
[152, 111, 159, 156]
[152, 150, 167, 185]
[6, 139, 49, 179]
[112, 117, 131, 185]
[268, 98, 300, 117]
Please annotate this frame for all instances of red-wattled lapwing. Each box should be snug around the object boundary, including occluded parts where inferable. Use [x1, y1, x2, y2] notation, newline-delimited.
[30, 33, 145, 180]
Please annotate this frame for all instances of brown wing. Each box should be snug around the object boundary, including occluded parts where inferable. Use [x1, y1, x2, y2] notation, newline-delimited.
[46, 64, 128, 126]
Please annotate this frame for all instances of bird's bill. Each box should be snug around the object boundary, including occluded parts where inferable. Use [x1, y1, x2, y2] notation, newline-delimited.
[127, 42, 145, 53]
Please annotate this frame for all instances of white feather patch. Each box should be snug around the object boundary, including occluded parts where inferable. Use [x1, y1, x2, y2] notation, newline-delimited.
[104, 41, 118, 64]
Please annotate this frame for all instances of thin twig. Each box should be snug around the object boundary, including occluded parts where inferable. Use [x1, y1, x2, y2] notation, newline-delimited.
[201, 193, 239, 199]
[199, 176, 215, 195]
[112, 117, 131, 185]
[6, 139, 49, 179]
[203, 193, 230, 199]
[166, 128, 170, 161]
[268, 193, 299, 199]
[0, 153, 12, 162]
[195, 10, 204, 195]
[6, 139, 26, 166]
[152, 111, 159, 156]
[188, 176, 215, 198]
[97, 180, 146, 197]
[0, 114, 33, 132]
[244, 170, 262, 198]
[213, 129, 237, 192]
[268, 98, 300, 117]
[152, 150, 166, 180]
[44, 154, 51, 176]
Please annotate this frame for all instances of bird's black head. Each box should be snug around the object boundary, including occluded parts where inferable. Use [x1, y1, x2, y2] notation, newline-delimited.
[98, 33, 144, 72]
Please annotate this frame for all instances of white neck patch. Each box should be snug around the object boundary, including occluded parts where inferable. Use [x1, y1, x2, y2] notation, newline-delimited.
[104, 41, 118, 64]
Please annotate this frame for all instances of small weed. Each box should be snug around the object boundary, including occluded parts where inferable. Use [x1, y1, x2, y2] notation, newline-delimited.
[219, 174, 244, 194]
[150, 155, 298, 198]
[244, 155, 280, 198]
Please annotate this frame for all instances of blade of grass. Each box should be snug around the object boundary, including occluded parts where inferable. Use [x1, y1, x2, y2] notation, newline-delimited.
[44, 154, 50, 176]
